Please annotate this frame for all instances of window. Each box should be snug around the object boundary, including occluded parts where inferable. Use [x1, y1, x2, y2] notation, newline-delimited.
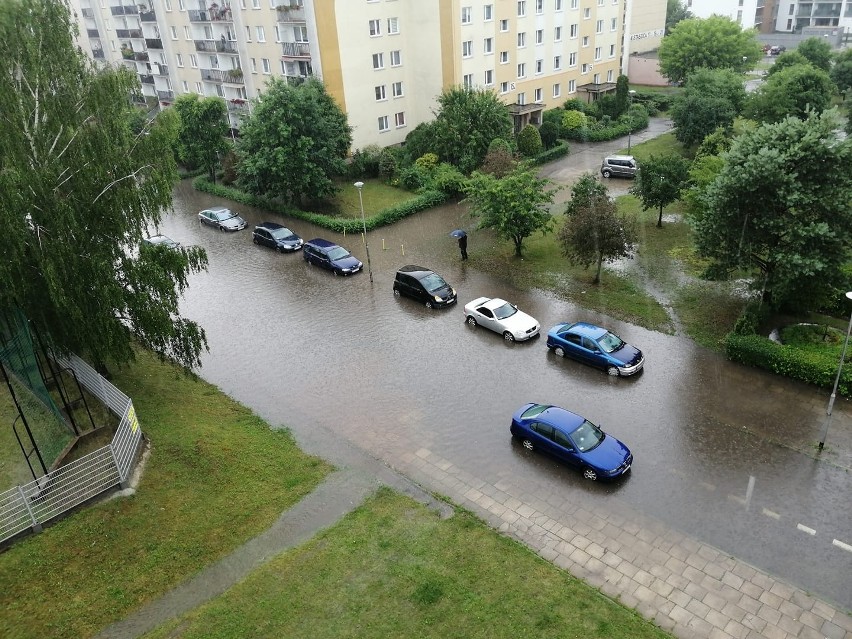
[372, 53, 384, 69]
[195, 81, 203, 94]
[598, 0, 604, 5]
[484, 69, 493, 85]
[535, 58, 543, 74]
[245, 26, 251, 41]
[607, 69, 613, 82]
[609, 44, 616, 57]
[378, 116, 389, 132]
[536, 0, 543, 13]
[387, 17, 399, 34]
[395, 112, 406, 127]
[369, 19, 381, 36]
[500, 19, 509, 32]
[392, 81, 404, 97]
[517, 32, 525, 47]
[390, 50, 401, 66]
[262, 58, 271, 73]
[570, 0, 578, 7]
[534, 87, 542, 102]
[611, 17, 617, 31]
[569, 24, 577, 38]
[484, 37, 493, 54]
[463, 40, 473, 57]
[180, 80, 189, 92]
[256, 26, 265, 42]
[555, 0, 563, 9]
[554, 26, 562, 41]
[553, 55, 561, 70]
[250, 58, 257, 72]
[583, 7, 590, 18]
[517, 62, 526, 78]
[553, 429, 573, 448]
[517, 92, 526, 105]
[463, 73, 473, 88]
[178, 0, 184, 9]
[190, 53, 198, 67]
[275, 26, 281, 42]
[552, 83, 561, 97]
[594, 46, 601, 60]
[596, 19, 603, 33]
[170, 25, 177, 39]
[568, 79, 575, 92]
[164, 0, 172, 10]
[581, 63, 589, 73]
[183, 25, 190, 40]
[176, 53, 183, 66]
[517, 1, 526, 16]
[582, 36, 589, 47]
[375, 85, 386, 101]
[500, 51, 509, 63]
[484, 4, 493, 20]
[568, 52, 576, 66]
[252, 0, 259, 8]
[461, 6, 471, 24]
[535, 29, 543, 44]
[593, 72, 600, 83]
[500, 81, 509, 93]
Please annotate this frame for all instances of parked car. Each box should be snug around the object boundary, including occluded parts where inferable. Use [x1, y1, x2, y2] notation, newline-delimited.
[546, 322, 644, 377]
[769, 45, 786, 56]
[198, 206, 247, 231]
[393, 265, 456, 308]
[600, 155, 638, 179]
[510, 403, 633, 481]
[142, 234, 180, 249]
[303, 238, 362, 275]
[252, 222, 303, 252]
[463, 297, 540, 342]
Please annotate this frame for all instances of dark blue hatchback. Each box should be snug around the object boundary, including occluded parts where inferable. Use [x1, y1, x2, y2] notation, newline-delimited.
[510, 403, 632, 481]
[303, 238, 362, 275]
[546, 322, 644, 376]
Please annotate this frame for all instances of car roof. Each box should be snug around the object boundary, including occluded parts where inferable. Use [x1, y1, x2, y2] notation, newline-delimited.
[305, 238, 338, 248]
[397, 265, 436, 277]
[255, 222, 284, 231]
[539, 405, 586, 431]
[565, 322, 608, 340]
[481, 297, 509, 310]
[604, 155, 635, 162]
[205, 206, 231, 213]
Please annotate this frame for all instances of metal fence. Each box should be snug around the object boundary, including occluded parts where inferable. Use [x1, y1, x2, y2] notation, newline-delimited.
[0, 354, 142, 545]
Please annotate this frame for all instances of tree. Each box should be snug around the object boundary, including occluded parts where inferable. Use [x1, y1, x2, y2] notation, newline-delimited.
[538, 119, 560, 149]
[558, 176, 637, 284]
[666, 0, 692, 34]
[670, 93, 736, 147]
[430, 86, 514, 174]
[480, 139, 517, 177]
[0, 0, 208, 369]
[795, 37, 833, 73]
[236, 77, 351, 204]
[614, 75, 630, 116]
[174, 93, 229, 183]
[562, 110, 587, 131]
[682, 67, 748, 113]
[745, 64, 835, 123]
[516, 124, 543, 157]
[463, 164, 558, 257]
[629, 154, 690, 227]
[658, 16, 762, 84]
[692, 111, 852, 309]
[830, 48, 852, 99]
[765, 50, 810, 77]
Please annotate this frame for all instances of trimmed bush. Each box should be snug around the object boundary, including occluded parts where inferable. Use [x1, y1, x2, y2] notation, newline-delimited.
[530, 140, 570, 165]
[430, 163, 466, 198]
[516, 124, 543, 157]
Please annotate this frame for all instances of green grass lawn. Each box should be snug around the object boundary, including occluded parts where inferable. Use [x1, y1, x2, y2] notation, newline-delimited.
[143, 488, 671, 639]
[0, 349, 331, 639]
[311, 178, 417, 218]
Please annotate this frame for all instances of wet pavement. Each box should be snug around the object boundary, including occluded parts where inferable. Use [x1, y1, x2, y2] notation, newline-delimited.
[127, 127, 852, 637]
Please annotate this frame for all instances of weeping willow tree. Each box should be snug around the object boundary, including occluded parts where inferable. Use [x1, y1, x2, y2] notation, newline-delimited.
[0, 0, 208, 369]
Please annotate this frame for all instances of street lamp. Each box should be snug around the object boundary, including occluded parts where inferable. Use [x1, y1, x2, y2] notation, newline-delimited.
[818, 290, 852, 450]
[626, 89, 637, 154]
[353, 181, 373, 283]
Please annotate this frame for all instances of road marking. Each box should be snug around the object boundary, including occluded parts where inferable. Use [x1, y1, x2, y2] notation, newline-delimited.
[797, 523, 816, 536]
[833, 539, 852, 553]
[762, 508, 780, 520]
[744, 475, 755, 509]
[728, 494, 747, 506]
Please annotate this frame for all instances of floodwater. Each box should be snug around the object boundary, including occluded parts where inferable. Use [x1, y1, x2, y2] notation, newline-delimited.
[155, 177, 852, 609]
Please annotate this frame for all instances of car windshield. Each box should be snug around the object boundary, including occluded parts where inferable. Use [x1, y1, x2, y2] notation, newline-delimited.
[570, 420, 604, 452]
[420, 273, 448, 293]
[521, 404, 549, 419]
[212, 209, 233, 220]
[270, 227, 295, 239]
[598, 332, 625, 353]
[493, 302, 517, 320]
[327, 246, 350, 260]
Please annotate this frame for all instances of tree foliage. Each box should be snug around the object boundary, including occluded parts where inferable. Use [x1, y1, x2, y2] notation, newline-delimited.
[558, 174, 637, 284]
[629, 154, 690, 227]
[0, 0, 208, 368]
[538, 119, 560, 149]
[516, 124, 543, 157]
[665, 0, 692, 34]
[431, 86, 514, 174]
[174, 93, 229, 183]
[670, 94, 736, 147]
[614, 75, 630, 117]
[795, 37, 833, 73]
[830, 48, 852, 98]
[479, 142, 517, 178]
[463, 164, 557, 257]
[745, 64, 835, 123]
[658, 16, 762, 84]
[765, 50, 810, 77]
[562, 110, 587, 130]
[692, 111, 852, 309]
[236, 77, 351, 204]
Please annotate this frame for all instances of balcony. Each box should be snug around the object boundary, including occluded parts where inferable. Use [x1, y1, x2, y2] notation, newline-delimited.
[87, 28, 99, 37]
[116, 29, 143, 39]
[157, 90, 175, 101]
[140, 74, 155, 85]
[153, 64, 169, 75]
[140, 9, 156, 21]
[110, 5, 139, 15]
[275, 3, 305, 21]
[194, 39, 238, 53]
[93, 49, 105, 59]
[134, 51, 149, 61]
[227, 99, 250, 113]
[281, 42, 310, 59]
[201, 68, 244, 84]
[146, 38, 163, 49]
[188, 6, 233, 22]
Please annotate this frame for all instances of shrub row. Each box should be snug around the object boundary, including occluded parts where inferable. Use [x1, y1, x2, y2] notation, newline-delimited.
[725, 333, 852, 397]
[530, 140, 571, 166]
[193, 176, 447, 233]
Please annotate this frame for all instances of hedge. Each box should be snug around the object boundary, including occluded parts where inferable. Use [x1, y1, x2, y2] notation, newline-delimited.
[193, 176, 448, 233]
[564, 111, 650, 143]
[725, 333, 852, 397]
[531, 140, 571, 166]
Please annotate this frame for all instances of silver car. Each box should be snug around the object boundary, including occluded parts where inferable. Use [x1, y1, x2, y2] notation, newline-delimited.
[198, 206, 247, 231]
[463, 296, 540, 342]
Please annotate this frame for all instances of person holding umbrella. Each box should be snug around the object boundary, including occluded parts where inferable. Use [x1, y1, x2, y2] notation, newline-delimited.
[450, 229, 468, 260]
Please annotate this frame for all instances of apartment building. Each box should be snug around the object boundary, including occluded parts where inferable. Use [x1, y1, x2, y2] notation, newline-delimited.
[771, 0, 852, 32]
[70, 0, 666, 150]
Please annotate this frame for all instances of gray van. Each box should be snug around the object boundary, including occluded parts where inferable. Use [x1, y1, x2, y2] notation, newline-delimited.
[600, 155, 638, 179]
[393, 265, 456, 308]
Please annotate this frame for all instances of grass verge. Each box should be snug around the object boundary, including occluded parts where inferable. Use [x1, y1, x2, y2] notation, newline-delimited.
[0, 349, 331, 639]
[143, 488, 671, 639]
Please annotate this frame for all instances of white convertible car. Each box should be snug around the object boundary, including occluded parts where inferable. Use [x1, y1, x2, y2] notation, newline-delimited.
[463, 296, 540, 342]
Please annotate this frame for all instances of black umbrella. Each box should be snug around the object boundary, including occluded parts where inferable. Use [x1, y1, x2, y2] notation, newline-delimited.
[449, 229, 467, 239]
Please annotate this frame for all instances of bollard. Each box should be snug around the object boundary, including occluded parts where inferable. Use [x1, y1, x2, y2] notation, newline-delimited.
[382, 238, 386, 250]
[401, 244, 405, 256]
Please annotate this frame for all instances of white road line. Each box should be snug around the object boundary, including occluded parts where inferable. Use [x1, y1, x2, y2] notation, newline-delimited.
[797, 523, 816, 536]
[728, 494, 746, 506]
[833, 539, 852, 553]
[762, 508, 780, 520]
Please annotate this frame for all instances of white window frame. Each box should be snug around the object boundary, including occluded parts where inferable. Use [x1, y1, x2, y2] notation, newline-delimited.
[387, 17, 399, 34]
[395, 112, 406, 128]
[484, 69, 494, 85]
[517, 32, 526, 47]
[390, 49, 401, 66]
[461, 6, 472, 24]
[484, 4, 493, 20]
[392, 81, 404, 97]
[553, 83, 561, 98]
[536, 29, 543, 44]
[369, 19, 381, 36]
[517, 62, 526, 78]
[555, 26, 562, 42]
[517, 1, 526, 17]
[500, 51, 509, 64]
[372, 53, 384, 69]
[262, 58, 271, 73]
[484, 37, 493, 54]
[463, 40, 473, 58]
[375, 85, 386, 101]
[378, 115, 389, 132]
[553, 55, 561, 70]
[256, 26, 265, 42]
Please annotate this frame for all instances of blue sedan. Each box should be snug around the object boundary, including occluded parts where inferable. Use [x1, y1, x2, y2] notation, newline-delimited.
[510, 403, 632, 481]
[546, 322, 644, 376]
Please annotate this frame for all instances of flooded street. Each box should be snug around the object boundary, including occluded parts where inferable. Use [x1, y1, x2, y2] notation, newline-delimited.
[158, 178, 852, 609]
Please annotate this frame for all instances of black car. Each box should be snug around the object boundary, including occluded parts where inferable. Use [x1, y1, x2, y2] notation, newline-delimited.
[252, 222, 303, 252]
[393, 265, 456, 308]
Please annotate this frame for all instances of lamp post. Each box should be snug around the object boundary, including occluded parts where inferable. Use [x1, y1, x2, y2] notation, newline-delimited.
[626, 89, 637, 154]
[353, 181, 373, 282]
[819, 290, 852, 450]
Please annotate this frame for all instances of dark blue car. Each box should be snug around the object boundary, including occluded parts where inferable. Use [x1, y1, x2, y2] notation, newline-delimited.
[303, 238, 362, 275]
[252, 222, 303, 252]
[546, 322, 644, 376]
[510, 403, 632, 481]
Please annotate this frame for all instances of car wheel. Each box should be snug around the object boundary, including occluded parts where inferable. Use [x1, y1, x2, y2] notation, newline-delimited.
[503, 331, 515, 342]
[522, 438, 534, 451]
[253, 236, 259, 244]
[276, 246, 283, 253]
[583, 467, 599, 481]
[602, 169, 612, 178]
[607, 366, 620, 377]
[332, 270, 339, 276]
[425, 301, 433, 309]
[466, 315, 477, 327]
[219, 225, 225, 231]
[554, 346, 565, 358]
[393, 289, 400, 297]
